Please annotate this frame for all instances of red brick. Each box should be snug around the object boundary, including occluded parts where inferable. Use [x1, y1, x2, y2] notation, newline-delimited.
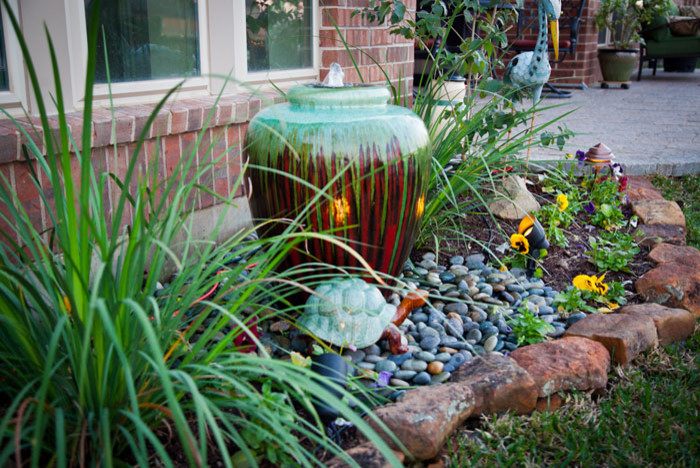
[322, 48, 361, 68]
[211, 127, 230, 201]
[0, 164, 17, 244]
[197, 129, 215, 208]
[111, 109, 135, 144]
[226, 125, 245, 198]
[170, 105, 188, 134]
[0, 123, 19, 163]
[216, 99, 234, 126]
[386, 45, 409, 63]
[92, 109, 113, 147]
[180, 131, 201, 210]
[131, 105, 158, 142]
[233, 98, 249, 123]
[248, 98, 262, 120]
[321, 8, 351, 28]
[344, 29, 370, 47]
[360, 46, 387, 65]
[371, 29, 392, 45]
[319, 29, 344, 47]
[149, 108, 170, 138]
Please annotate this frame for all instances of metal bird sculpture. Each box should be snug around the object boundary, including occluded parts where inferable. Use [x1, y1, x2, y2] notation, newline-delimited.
[504, 0, 561, 105]
[504, 0, 561, 174]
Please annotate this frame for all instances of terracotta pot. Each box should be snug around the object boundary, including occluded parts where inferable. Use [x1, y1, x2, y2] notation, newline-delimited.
[245, 84, 431, 282]
[598, 48, 639, 82]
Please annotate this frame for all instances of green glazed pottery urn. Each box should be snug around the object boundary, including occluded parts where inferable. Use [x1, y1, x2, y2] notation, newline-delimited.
[245, 82, 431, 280]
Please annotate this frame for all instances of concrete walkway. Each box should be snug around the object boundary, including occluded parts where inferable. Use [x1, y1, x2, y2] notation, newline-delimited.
[529, 68, 700, 176]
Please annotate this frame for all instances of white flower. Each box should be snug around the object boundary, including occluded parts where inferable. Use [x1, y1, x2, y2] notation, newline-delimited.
[636, 0, 643, 8]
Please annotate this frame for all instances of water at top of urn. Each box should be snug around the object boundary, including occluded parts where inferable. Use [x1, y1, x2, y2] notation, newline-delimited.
[325, 62, 345, 88]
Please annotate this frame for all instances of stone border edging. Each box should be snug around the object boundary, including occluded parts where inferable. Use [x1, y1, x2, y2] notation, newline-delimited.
[327, 175, 699, 466]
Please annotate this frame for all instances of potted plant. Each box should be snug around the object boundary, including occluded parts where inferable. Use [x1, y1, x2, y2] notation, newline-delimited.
[594, 0, 673, 85]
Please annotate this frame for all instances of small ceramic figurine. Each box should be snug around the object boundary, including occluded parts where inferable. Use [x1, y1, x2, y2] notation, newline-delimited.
[299, 278, 428, 354]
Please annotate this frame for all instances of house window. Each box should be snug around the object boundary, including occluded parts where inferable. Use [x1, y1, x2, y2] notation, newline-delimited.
[0, 12, 8, 91]
[85, 0, 201, 83]
[246, 0, 313, 72]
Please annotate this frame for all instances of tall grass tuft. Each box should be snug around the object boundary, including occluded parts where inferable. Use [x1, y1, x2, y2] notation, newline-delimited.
[0, 1, 400, 465]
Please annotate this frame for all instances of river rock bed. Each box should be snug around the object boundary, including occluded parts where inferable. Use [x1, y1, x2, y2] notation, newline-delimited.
[250, 251, 595, 390]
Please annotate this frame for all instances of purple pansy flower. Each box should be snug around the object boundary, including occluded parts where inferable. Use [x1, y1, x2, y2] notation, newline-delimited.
[584, 201, 596, 214]
[371, 371, 393, 389]
[576, 150, 586, 165]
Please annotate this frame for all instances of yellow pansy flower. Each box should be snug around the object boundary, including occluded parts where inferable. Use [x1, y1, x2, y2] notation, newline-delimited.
[573, 274, 595, 292]
[592, 274, 608, 295]
[556, 193, 569, 212]
[510, 233, 530, 255]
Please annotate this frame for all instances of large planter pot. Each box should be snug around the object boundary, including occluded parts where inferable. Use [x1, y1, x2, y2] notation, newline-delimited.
[598, 48, 639, 82]
[245, 84, 431, 282]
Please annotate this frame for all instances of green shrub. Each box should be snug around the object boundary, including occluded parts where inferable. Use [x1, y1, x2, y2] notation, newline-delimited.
[0, 2, 399, 465]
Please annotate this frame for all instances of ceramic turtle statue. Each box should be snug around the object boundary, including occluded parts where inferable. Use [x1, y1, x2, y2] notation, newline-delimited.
[298, 278, 428, 354]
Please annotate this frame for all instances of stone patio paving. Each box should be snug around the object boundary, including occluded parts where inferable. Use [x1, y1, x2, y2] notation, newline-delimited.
[530, 68, 700, 176]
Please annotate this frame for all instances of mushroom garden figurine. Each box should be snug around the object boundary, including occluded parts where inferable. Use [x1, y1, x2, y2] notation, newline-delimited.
[504, 0, 561, 170]
[299, 278, 428, 354]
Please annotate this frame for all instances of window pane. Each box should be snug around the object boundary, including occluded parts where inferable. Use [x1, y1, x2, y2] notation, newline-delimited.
[0, 13, 8, 91]
[246, 0, 313, 72]
[86, 0, 200, 83]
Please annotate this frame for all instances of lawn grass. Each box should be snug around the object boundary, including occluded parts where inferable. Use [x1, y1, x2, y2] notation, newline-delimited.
[649, 174, 700, 248]
[448, 327, 700, 466]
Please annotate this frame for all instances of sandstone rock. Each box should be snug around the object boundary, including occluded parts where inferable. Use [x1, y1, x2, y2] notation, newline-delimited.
[451, 354, 537, 416]
[564, 314, 658, 364]
[648, 243, 700, 266]
[325, 442, 406, 468]
[626, 176, 664, 203]
[536, 394, 565, 412]
[632, 200, 686, 230]
[635, 263, 700, 317]
[364, 383, 475, 460]
[488, 175, 540, 221]
[510, 337, 610, 397]
[633, 224, 686, 247]
[619, 303, 696, 346]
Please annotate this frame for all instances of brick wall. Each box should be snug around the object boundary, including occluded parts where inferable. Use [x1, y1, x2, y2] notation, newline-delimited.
[0, 94, 283, 244]
[504, 0, 603, 84]
[319, 0, 415, 92]
[1, 5, 416, 242]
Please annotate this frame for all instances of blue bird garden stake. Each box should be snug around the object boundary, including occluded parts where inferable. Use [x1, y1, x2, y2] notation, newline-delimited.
[504, 0, 561, 173]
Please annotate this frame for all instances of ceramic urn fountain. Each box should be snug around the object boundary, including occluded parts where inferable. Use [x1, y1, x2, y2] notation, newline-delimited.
[245, 64, 431, 281]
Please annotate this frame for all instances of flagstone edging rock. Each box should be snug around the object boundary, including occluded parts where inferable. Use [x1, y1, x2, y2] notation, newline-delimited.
[339, 177, 698, 463]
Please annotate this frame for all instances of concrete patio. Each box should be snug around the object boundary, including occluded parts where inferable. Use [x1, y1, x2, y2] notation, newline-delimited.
[531, 68, 700, 176]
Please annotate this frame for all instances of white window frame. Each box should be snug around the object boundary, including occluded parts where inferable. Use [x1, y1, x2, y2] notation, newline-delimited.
[72, 0, 212, 109]
[14, 0, 319, 114]
[0, 0, 28, 115]
[233, 0, 319, 85]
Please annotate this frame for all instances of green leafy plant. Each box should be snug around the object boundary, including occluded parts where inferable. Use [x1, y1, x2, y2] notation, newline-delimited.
[507, 303, 555, 346]
[553, 288, 599, 315]
[352, 0, 573, 248]
[594, 0, 674, 49]
[586, 231, 639, 273]
[0, 2, 401, 464]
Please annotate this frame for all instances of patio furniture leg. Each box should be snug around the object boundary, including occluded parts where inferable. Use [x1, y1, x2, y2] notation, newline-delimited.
[637, 53, 644, 81]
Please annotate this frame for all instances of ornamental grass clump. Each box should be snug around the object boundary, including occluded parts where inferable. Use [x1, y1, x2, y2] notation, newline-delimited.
[354, 0, 574, 249]
[0, 2, 399, 465]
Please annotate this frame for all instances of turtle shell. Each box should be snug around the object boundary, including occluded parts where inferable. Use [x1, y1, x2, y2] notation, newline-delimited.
[298, 278, 397, 348]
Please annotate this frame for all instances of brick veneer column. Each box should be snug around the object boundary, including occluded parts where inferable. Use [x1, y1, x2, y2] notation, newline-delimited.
[319, 0, 415, 93]
[504, 0, 603, 85]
